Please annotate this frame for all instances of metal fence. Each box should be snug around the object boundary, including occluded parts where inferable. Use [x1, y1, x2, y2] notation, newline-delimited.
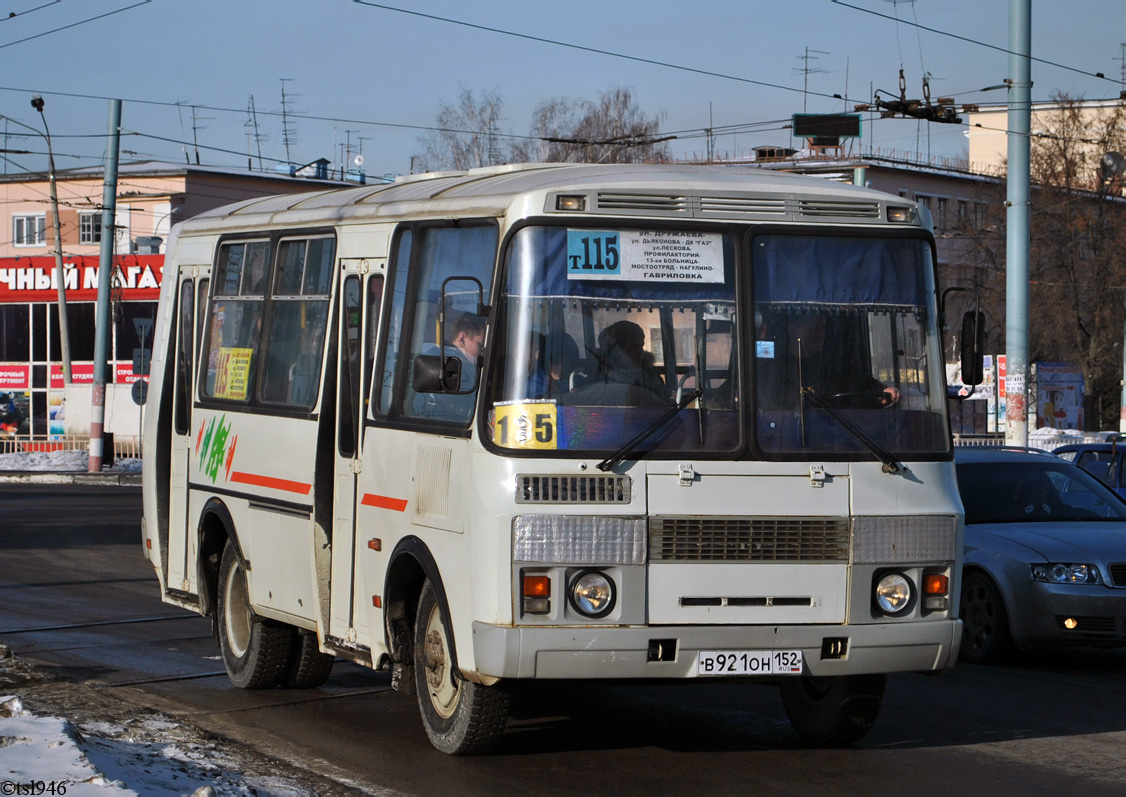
[0, 435, 141, 459]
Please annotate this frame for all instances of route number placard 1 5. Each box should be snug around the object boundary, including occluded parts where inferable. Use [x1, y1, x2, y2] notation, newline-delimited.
[493, 401, 558, 450]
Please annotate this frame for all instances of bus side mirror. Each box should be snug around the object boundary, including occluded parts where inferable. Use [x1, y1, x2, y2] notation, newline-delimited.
[960, 311, 985, 387]
[413, 354, 461, 393]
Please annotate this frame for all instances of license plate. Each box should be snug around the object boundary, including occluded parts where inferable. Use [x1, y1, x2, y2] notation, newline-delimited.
[696, 649, 804, 676]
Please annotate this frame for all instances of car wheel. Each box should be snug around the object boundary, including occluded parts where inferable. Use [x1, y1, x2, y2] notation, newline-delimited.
[960, 571, 1013, 664]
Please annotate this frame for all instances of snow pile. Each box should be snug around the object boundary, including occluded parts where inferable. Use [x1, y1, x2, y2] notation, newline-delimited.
[0, 449, 141, 473]
[0, 648, 316, 796]
[0, 695, 135, 795]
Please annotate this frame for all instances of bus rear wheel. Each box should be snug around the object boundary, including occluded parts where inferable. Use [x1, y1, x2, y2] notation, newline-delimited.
[217, 542, 294, 689]
[283, 630, 335, 689]
[413, 579, 510, 755]
[779, 674, 885, 746]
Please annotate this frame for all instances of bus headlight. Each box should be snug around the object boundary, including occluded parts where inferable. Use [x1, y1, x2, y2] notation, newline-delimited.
[570, 570, 616, 618]
[874, 572, 913, 615]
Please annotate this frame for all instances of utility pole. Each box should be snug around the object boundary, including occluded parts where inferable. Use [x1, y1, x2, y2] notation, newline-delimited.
[2, 99, 73, 383]
[32, 96, 72, 385]
[89, 99, 121, 472]
[1004, 0, 1031, 446]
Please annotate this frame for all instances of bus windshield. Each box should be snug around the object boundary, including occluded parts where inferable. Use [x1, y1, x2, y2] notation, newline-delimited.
[752, 234, 948, 456]
[487, 225, 739, 456]
[486, 226, 947, 459]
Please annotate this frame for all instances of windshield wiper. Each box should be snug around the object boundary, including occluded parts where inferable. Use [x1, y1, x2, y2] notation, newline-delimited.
[801, 386, 902, 474]
[597, 389, 701, 472]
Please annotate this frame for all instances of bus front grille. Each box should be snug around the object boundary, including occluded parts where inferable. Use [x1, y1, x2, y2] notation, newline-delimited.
[649, 516, 850, 562]
[516, 474, 632, 504]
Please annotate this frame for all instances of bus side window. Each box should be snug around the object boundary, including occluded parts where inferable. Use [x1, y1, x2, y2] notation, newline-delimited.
[201, 241, 268, 402]
[173, 279, 193, 435]
[363, 274, 385, 416]
[401, 225, 497, 424]
[376, 229, 412, 416]
[259, 237, 334, 409]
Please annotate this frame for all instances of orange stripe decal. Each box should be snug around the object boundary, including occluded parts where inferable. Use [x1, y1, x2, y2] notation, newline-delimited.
[230, 471, 313, 495]
[361, 493, 408, 512]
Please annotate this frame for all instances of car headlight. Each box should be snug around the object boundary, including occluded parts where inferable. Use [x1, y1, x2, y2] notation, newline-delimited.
[569, 570, 616, 618]
[1029, 563, 1104, 585]
[874, 572, 913, 615]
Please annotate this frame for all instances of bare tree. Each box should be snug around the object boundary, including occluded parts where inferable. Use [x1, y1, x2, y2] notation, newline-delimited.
[414, 87, 512, 172]
[958, 93, 1126, 428]
[518, 86, 671, 164]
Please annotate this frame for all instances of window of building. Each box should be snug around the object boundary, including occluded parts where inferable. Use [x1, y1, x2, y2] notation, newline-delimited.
[13, 214, 46, 247]
[79, 213, 102, 245]
[0, 304, 30, 361]
[935, 197, 948, 229]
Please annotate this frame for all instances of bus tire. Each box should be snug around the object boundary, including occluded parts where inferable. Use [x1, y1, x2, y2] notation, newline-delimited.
[283, 630, 335, 689]
[413, 579, 510, 755]
[779, 674, 885, 746]
[217, 542, 294, 689]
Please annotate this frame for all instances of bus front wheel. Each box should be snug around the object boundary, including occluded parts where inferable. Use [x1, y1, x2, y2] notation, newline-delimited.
[217, 542, 294, 689]
[779, 673, 885, 746]
[413, 579, 510, 754]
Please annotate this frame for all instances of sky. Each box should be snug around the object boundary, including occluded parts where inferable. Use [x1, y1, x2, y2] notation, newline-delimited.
[0, 0, 1123, 181]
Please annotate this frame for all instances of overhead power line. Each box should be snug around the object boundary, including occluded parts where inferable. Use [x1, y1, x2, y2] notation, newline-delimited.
[351, 1, 849, 104]
[830, 0, 1117, 83]
[0, 0, 152, 49]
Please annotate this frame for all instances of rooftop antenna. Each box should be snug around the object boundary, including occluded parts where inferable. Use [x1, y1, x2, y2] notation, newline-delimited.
[246, 95, 266, 172]
[174, 101, 190, 164]
[1116, 42, 1126, 91]
[190, 105, 213, 165]
[794, 47, 832, 113]
[280, 78, 300, 164]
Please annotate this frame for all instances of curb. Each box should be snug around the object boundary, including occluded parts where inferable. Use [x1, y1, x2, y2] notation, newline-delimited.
[0, 472, 142, 487]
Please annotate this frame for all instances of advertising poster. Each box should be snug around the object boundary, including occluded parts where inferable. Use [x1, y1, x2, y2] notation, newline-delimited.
[1032, 361, 1084, 430]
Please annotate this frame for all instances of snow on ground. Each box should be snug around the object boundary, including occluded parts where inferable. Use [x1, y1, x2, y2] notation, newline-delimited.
[0, 648, 319, 796]
[0, 449, 140, 473]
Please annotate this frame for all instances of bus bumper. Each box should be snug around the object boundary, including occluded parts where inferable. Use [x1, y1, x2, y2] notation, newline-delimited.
[471, 619, 962, 680]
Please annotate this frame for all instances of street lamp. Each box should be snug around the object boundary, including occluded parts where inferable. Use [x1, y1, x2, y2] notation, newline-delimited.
[0, 98, 72, 383]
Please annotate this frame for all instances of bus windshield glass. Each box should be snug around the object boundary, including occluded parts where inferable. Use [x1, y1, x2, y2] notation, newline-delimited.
[752, 234, 948, 456]
[487, 225, 739, 455]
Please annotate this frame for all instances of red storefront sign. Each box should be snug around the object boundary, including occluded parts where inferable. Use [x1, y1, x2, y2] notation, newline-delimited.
[0, 364, 30, 390]
[49, 363, 94, 388]
[49, 362, 148, 387]
[0, 255, 163, 303]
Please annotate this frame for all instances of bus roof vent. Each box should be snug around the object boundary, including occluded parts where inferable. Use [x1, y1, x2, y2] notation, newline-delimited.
[595, 192, 689, 214]
[798, 199, 881, 219]
[516, 474, 632, 504]
[699, 195, 787, 217]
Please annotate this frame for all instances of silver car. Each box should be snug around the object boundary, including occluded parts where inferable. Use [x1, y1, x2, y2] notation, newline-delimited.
[955, 447, 1126, 663]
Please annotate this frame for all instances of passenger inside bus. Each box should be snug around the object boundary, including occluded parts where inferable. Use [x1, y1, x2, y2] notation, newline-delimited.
[411, 311, 486, 421]
[565, 320, 672, 408]
[756, 310, 899, 411]
[525, 332, 580, 400]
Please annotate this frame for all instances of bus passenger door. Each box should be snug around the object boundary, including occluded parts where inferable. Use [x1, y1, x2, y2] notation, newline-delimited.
[167, 270, 205, 594]
[329, 264, 384, 645]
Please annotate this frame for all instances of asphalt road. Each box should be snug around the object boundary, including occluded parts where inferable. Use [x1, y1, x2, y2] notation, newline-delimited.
[2, 483, 1125, 795]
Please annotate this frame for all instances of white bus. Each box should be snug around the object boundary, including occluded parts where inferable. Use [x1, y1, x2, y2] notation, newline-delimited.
[142, 163, 966, 754]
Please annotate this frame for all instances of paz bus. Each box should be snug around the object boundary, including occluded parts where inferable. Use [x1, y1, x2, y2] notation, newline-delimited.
[142, 163, 967, 754]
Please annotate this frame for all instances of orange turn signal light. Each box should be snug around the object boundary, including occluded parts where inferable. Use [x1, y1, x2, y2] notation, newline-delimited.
[923, 574, 949, 595]
[523, 574, 550, 598]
